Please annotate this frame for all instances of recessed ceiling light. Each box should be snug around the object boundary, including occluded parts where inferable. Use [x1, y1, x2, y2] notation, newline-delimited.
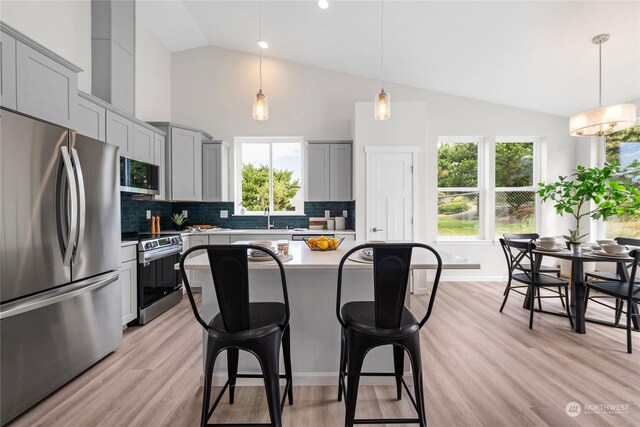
[318, 0, 329, 10]
[257, 39, 268, 49]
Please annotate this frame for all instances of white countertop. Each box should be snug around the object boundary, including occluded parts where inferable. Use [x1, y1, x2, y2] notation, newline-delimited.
[177, 229, 355, 237]
[121, 241, 138, 248]
[181, 241, 480, 271]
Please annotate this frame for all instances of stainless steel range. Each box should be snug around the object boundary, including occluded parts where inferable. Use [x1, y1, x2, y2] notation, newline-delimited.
[123, 233, 183, 324]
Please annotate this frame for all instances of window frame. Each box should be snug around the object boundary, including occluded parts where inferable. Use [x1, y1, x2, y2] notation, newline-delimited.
[436, 136, 486, 241]
[436, 136, 542, 242]
[492, 137, 541, 239]
[234, 136, 306, 216]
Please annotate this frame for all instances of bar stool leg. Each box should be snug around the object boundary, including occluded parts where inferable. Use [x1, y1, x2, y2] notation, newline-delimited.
[253, 336, 283, 427]
[282, 326, 294, 405]
[202, 340, 223, 427]
[404, 335, 427, 427]
[227, 347, 239, 404]
[344, 333, 366, 427]
[393, 345, 405, 400]
[338, 328, 347, 402]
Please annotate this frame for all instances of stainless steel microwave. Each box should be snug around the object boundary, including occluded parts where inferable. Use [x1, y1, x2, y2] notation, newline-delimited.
[120, 157, 160, 195]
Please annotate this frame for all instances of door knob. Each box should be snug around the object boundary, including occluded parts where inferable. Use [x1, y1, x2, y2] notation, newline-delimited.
[372, 227, 384, 232]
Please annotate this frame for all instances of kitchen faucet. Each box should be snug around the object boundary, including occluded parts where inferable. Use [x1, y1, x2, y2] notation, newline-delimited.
[264, 207, 275, 230]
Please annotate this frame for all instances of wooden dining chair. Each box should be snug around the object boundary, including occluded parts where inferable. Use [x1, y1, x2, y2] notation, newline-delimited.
[585, 250, 640, 353]
[499, 239, 573, 329]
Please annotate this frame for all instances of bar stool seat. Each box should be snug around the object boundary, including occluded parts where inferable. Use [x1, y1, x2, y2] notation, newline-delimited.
[341, 302, 419, 337]
[210, 302, 287, 337]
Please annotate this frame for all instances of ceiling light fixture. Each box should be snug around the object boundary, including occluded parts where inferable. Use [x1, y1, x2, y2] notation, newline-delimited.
[569, 34, 637, 137]
[318, 0, 329, 10]
[257, 40, 268, 49]
[375, 0, 389, 120]
[253, 0, 268, 121]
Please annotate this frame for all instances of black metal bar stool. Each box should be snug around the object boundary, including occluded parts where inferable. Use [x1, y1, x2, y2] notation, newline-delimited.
[335, 243, 443, 427]
[179, 244, 293, 427]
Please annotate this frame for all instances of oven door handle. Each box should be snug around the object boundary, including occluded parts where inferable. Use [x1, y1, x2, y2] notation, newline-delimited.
[140, 246, 183, 263]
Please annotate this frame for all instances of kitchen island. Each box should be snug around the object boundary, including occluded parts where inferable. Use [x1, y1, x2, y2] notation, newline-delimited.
[180, 241, 479, 385]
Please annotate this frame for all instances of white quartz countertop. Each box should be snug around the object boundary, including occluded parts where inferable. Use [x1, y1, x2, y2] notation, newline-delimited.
[121, 241, 138, 248]
[180, 241, 480, 271]
[170, 229, 355, 237]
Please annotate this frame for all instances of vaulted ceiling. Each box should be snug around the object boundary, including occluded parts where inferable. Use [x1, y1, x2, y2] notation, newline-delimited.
[137, 1, 640, 117]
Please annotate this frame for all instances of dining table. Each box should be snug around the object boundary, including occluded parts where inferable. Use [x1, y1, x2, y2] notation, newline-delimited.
[530, 246, 637, 334]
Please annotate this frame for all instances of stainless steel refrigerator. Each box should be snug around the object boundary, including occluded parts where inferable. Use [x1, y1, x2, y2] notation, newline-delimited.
[0, 109, 122, 425]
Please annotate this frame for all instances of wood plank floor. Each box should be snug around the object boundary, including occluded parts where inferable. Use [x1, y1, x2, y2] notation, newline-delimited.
[9, 281, 639, 426]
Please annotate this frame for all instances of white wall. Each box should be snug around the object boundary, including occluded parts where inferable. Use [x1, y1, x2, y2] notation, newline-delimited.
[1, 0, 92, 92]
[135, 17, 171, 121]
[172, 45, 577, 279]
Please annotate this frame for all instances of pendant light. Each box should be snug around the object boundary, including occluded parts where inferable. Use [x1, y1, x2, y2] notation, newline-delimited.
[569, 34, 637, 137]
[375, 0, 390, 120]
[252, 0, 268, 121]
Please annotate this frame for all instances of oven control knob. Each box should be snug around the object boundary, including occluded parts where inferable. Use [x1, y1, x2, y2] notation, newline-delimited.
[145, 242, 152, 250]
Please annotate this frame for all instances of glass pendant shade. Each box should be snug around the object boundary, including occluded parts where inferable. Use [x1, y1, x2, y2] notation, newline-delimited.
[375, 90, 390, 121]
[569, 103, 637, 137]
[252, 90, 268, 121]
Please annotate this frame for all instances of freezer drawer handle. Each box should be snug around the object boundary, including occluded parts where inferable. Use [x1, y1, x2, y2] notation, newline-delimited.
[60, 146, 78, 266]
[0, 272, 119, 319]
[71, 147, 86, 261]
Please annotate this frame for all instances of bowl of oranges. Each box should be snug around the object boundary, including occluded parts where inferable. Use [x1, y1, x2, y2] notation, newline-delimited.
[304, 235, 344, 251]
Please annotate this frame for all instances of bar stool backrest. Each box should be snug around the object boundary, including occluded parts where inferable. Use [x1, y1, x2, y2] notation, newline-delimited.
[503, 233, 540, 242]
[179, 244, 290, 332]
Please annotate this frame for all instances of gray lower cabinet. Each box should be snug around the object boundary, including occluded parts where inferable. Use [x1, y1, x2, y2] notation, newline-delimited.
[15, 41, 77, 128]
[154, 133, 166, 200]
[203, 141, 229, 202]
[120, 244, 137, 326]
[329, 143, 352, 201]
[133, 124, 154, 164]
[307, 142, 352, 201]
[0, 31, 17, 110]
[307, 144, 331, 201]
[75, 94, 106, 141]
[106, 110, 134, 158]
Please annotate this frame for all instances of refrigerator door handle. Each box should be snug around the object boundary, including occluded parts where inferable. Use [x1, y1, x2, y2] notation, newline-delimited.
[71, 147, 86, 261]
[60, 146, 78, 266]
[0, 272, 119, 319]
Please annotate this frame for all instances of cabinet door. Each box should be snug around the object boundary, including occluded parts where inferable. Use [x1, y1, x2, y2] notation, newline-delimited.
[307, 144, 330, 201]
[106, 110, 134, 157]
[171, 128, 202, 201]
[209, 235, 230, 244]
[154, 133, 166, 200]
[0, 31, 17, 110]
[203, 143, 222, 202]
[329, 144, 353, 201]
[133, 124, 154, 163]
[75, 96, 106, 141]
[120, 259, 137, 326]
[16, 41, 77, 128]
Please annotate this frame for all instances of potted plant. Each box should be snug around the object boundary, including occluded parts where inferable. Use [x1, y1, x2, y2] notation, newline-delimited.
[171, 213, 188, 230]
[537, 162, 640, 254]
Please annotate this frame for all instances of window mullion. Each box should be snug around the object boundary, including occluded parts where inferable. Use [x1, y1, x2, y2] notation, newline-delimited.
[269, 142, 274, 211]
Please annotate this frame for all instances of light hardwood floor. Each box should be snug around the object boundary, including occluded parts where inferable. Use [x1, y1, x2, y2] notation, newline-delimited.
[9, 281, 639, 426]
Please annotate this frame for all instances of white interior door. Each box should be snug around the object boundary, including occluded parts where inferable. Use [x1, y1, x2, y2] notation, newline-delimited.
[366, 150, 415, 241]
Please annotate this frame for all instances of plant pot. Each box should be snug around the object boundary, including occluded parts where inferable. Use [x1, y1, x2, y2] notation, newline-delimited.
[568, 242, 582, 255]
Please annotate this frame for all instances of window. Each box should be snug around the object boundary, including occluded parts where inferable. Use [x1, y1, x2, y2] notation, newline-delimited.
[437, 136, 540, 240]
[604, 125, 640, 238]
[437, 138, 482, 238]
[235, 137, 304, 215]
[494, 141, 536, 236]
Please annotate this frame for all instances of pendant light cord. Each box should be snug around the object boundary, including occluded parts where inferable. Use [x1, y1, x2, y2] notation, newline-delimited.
[259, 0, 263, 91]
[598, 40, 602, 107]
[380, 0, 384, 91]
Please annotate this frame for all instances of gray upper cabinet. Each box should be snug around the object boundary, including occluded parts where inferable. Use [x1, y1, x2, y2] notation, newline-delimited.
[153, 133, 166, 200]
[15, 41, 78, 128]
[75, 93, 106, 141]
[170, 127, 202, 201]
[92, 0, 135, 116]
[329, 143, 353, 201]
[203, 141, 229, 202]
[106, 110, 134, 158]
[0, 30, 17, 110]
[307, 143, 331, 201]
[133, 124, 154, 164]
[307, 141, 353, 201]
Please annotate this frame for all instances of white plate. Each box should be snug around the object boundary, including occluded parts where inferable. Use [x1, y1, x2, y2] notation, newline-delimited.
[359, 251, 373, 261]
[591, 249, 630, 258]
